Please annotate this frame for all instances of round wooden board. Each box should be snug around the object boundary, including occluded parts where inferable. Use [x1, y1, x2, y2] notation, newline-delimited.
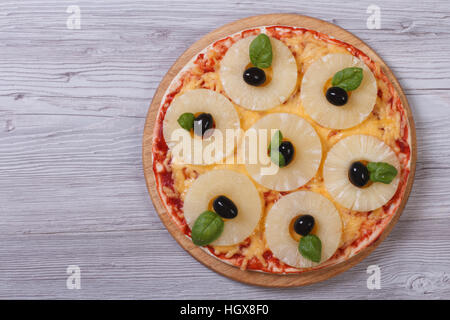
[142, 14, 417, 287]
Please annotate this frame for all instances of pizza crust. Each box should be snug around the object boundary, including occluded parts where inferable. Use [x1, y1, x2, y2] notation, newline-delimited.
[152, 26, 412, 274]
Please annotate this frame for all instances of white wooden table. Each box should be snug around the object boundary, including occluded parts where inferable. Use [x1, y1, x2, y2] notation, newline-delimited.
[0, 0, 449, 299]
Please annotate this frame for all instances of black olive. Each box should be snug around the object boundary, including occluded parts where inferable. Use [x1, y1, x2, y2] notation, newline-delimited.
[243, 67, 266, 86]
[294, 215, 315, 236]
[326, 86, 348, 106]
[193, 113, 213, 137]
[213, 195, 238, 219]
[279, 141, 294, 166]
[348, 161, 370, 187]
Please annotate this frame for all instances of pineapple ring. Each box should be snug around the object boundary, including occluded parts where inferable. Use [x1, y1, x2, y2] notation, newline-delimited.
[301, 53, 377, 129]
[219, 35, 298, 111]
[244, 113, 322, 191]
[323, 135, 400, 211]
[265, 191, 342, 268]
[183, 170, 262, 246]
[163, 89, 240, 165]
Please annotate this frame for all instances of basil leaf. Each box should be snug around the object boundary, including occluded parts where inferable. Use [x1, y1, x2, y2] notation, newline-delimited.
[331, 67, 363, 91]
[177, 113, 195, 131]
[270, 150, 286, 168]
[268, 130, 282, 151]
[268, 130, 285, 167]
[299, 234, 322, 263]
[191, 211, 224, 246]
[249, 34, 273, 69]
[367, 162, 398, 184]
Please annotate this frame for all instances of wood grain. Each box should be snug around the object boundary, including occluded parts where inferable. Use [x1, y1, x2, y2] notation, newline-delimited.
[0, 0, 449, 298]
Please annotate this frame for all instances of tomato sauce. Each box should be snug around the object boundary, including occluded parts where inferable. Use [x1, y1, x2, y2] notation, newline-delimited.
[152, 26, 412, 274]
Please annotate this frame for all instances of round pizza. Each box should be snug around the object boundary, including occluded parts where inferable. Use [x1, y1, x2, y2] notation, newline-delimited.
[150, 25, 413, 274]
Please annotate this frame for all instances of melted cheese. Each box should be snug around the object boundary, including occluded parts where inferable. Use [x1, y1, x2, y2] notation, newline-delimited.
[162, 29, 404, 270]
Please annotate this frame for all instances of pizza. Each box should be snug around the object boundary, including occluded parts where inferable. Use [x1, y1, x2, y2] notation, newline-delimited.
[150, 25, 412, 274]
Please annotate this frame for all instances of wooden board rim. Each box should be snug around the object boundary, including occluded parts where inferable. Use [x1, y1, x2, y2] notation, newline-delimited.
[142, 14, 417, 287]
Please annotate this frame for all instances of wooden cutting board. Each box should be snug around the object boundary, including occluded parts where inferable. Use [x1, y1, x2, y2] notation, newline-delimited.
[142, 14, 417, 287]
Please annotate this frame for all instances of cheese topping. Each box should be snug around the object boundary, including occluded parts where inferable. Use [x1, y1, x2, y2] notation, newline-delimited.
[153, 26, 411, 273]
